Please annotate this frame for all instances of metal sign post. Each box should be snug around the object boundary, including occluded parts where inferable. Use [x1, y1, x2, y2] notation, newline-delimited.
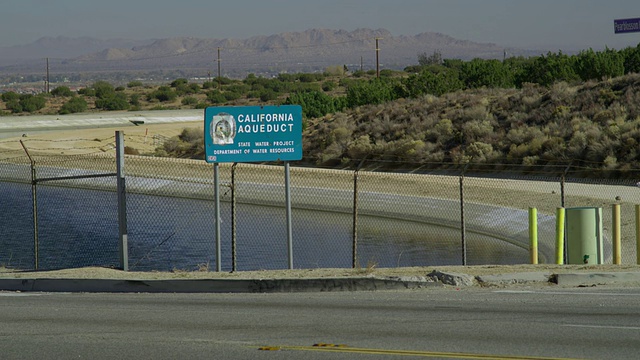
[214, 163, 221, 272]
[204, 105, 302, 271]
[284, 162, 294, 269]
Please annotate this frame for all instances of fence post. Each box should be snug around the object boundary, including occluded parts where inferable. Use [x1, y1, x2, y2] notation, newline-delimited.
[20, 140, 38, 270]
[115, 131, 128, 271]
[460, 164, 469, 266]
[231, 163, 237, 272]
[560, 163, 572, 209]
[352, 168, 359, 268]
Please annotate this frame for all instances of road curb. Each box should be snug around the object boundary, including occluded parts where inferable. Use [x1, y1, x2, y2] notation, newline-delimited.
[553, 272, 640, 287]
[0, 277, 441, 293]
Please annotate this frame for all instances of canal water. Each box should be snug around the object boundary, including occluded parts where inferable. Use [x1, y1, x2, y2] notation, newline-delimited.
[0, 181, 528, 271]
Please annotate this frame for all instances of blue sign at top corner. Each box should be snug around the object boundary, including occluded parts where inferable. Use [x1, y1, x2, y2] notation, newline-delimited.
[204, 105, 303, 163]
[614, 17, 640, 34]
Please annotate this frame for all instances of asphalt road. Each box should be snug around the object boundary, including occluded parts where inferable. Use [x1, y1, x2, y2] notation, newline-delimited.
[1, 287, 640, 359]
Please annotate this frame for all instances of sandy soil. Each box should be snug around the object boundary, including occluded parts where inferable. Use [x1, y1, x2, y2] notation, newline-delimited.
[1, 264, 639, 280]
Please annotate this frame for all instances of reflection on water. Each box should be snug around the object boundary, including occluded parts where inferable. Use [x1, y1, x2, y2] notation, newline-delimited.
[0, 181, 527, 271]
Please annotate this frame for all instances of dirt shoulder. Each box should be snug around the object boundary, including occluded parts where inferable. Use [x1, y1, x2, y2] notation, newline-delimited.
[2, 264, 639, 281]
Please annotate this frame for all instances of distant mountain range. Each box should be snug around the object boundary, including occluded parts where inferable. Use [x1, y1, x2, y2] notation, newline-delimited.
[0, 28, 543, 80]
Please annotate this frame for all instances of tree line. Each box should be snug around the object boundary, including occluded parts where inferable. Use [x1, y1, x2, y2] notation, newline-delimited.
[2, 44, 640, 121]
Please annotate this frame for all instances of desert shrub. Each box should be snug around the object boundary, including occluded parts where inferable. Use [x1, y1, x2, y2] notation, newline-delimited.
[148, 86, 177, 102]
[170, 78, 188, 87]
[129, 93, 140, 107]
[461, 119, 494, 143]
[5, 99, 22, 113]
[379, 69, 395, 78]
[259, 89, 278, 102]
[92, 81, 116, 99]
[179, 127, 202, 143]
[285, 91, 346, 119]
[127, 80, 143, 88]
[50, 86, 74, 97]
[19, 94, 46, 113]
[603, 155, 617, 169]
[346, 79, 398, 107]
[124, 146, 140, 155]
[346, 135, 374, 160]
[181, 96, 198, 105]
[1, 91, 19, 102]
[95, 93, 129, 110]
[322, 81, 336, 92]
[466, 141, 499, 163]
[77, 87, 96, 97]
[324, 65, 345, 76]
[225, 83, 250, 94]
[402, 68, 464, 97]
[223, 91, 241, 101]
[189, 83, 201, 94]
[215, 77, 233, 86]
[206, 90, 226, 104]
[59, 97, 88, 114]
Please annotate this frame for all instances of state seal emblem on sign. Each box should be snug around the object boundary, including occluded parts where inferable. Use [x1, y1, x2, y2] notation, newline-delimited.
[210, 112, 236, 145]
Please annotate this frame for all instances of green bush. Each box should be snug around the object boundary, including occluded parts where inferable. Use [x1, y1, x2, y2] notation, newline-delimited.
[322, 81, 336, 92]
[206, 90, 226, 104]
[19, 94, 46, 113]
[92, 81, 116, 99]
[5, 99, 22, 113]
[77, 87, 96, 97]
[181, 96, 198, 105]
[170, 78, 188, 87]
[127, 80, 143, 88]
[148, 86, 177, 102]
[50, 86, 74, 97]
[285, 91, 346, 118]
[1, 91, 19, 102]
[95, 93, 129, 110]
[129, 93, 140, 107]
[59, 97, 88, 114]
[346, 79, 398, 107]
[259, 89, 278, 102]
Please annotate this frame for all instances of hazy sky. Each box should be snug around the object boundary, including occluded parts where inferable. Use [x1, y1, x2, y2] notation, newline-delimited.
[2, 0, 640, 51]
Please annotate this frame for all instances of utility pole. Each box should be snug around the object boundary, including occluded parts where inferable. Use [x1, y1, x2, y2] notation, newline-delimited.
[45, 58, 50, 93]
[217, 47, 222, 91]
[375, 37, 381, 79]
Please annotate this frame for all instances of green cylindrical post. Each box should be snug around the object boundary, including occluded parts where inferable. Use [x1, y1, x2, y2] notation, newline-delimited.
[556, 207, 565, 265]
[565, 207, 603, 264]
[613, 204, 621, 265]
[529, 207, 538, 264]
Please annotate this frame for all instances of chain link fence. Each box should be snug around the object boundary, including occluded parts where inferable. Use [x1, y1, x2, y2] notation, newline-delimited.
[1, 138, 639, 271]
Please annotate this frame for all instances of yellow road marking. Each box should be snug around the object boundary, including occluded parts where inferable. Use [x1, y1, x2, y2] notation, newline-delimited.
[260, 345, 580, 360]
